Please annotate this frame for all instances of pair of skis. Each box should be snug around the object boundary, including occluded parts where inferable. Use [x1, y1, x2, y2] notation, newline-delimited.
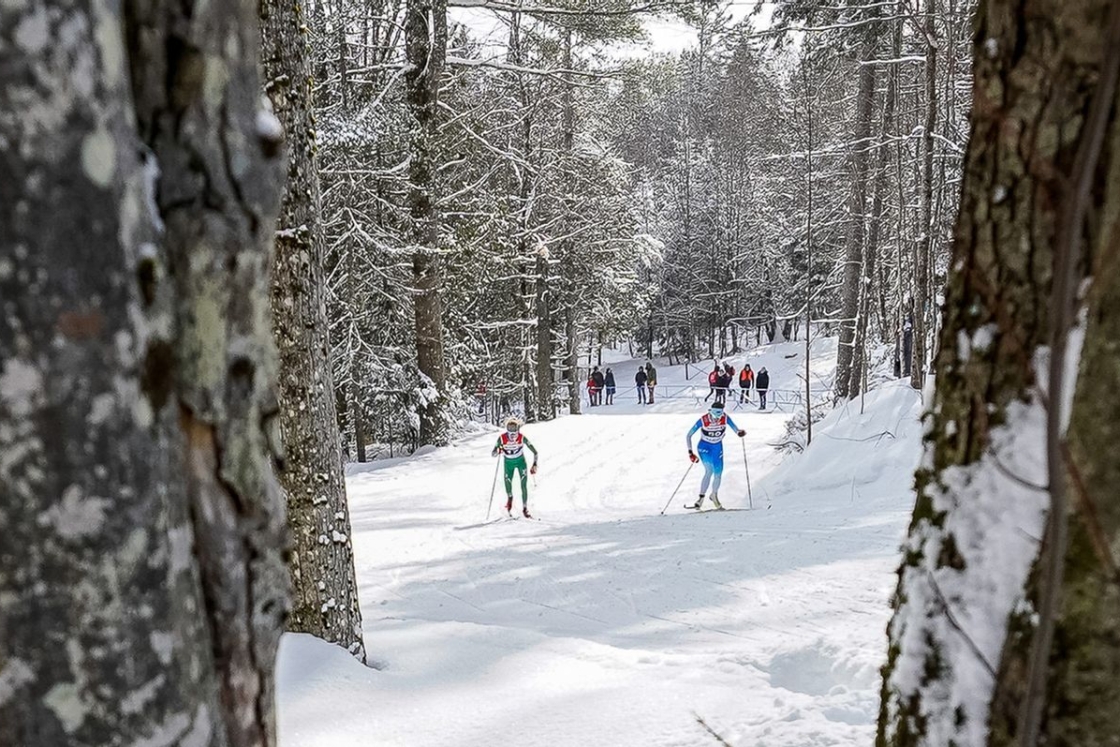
[683, 502, 727, 512]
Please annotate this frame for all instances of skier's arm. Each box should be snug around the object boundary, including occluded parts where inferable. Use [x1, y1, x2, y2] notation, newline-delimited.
[524, 437, 539, 473]
[686, 420, 702, 455]
[491, 436, 502, 457]
[727, 415, 746, 437]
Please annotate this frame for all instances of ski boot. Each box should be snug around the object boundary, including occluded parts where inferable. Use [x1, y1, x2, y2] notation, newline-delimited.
[709, 494, 724, 510]
[684, 495, 706, 510]
[522, 506, 533, 519]
[505, 496, 513, 516]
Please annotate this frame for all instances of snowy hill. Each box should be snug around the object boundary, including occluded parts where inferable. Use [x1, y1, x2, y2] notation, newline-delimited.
[276, 342, 925, 747]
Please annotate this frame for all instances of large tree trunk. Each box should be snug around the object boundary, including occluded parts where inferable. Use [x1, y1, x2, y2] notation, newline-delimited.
[261, 0, 366, 661]
[909, 2, 937, 390]
[877, 1, 1120, 745]
[405, 0, 450, 445]
[1, 1, 288, 745]
[853, 17, 901, 398]
[835, 38, 877, 400]
[560, 28, 582, 416]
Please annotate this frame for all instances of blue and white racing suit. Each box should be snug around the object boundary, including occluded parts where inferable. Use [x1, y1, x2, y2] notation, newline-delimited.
[686, 413, 742, 496]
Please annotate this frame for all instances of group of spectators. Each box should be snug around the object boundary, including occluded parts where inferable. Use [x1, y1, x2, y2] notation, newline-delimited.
[587, 366, 616, 406]
[704, 362, 771, 410]
[586, 358, 774, 409]
[634, 362, 657, 404]
[588, 361, 659, 406]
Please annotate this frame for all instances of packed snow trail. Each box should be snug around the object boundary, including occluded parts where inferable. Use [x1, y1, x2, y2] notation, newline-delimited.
[277, 340, 923, 747]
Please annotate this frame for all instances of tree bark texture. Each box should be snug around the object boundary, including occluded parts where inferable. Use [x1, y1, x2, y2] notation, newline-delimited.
[1054, 158, 1120, 747]
[0, 1, 288, 745]
[405, 0, 451, 446]
[877, 1, 1120, 745]
[260, 0, 366, 661]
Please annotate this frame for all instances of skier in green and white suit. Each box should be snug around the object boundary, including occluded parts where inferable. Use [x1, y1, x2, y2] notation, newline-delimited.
[492, 417, 540, 518]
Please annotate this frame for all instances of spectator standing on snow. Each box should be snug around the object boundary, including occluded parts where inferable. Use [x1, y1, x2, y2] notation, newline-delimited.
[491, 417, 539, 518]
[604, 368, 617, 405]
[684, 401, 746, 510]
[591, 366, 605, 406]
[645, 362, 658, 404]
[715, 366, 733, 406]
[738, 365, 754, 403]
[635, 367, 648, 404]
[704, 364, 720, 402]
[756, 367, 770, 410]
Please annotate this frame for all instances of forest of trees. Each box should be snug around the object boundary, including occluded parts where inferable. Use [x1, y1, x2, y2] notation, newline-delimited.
[5, 0, 1120, 745]
[312, 0, 977, 457]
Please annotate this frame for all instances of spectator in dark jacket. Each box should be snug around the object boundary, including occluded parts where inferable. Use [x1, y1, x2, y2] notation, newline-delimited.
[715, 368, 733, 406]
[704, 364, 720, 402]
[604, 368, 617, 405]
[591, 366, 605, 406]
[635, 367, 648, 404]
[756, 367, 771, 410]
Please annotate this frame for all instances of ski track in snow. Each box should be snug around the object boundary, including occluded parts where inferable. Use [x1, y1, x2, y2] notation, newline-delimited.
[278, 339, 923, 747]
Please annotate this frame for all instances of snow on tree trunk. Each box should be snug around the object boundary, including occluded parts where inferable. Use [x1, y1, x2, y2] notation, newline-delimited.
[877, 1, 1120, 744]
[1, 1, 288, 745]
[260, 0, 366, 661]
[405, 0, 450, 446]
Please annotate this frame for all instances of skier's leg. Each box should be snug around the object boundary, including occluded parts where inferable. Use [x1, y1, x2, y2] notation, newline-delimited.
[711, 447, 725, 497]
[503, 459, 514, 496]
[699, 460, 714, 494]
[517, 458, 529, 506]
[695, 442, 716, 502]
[503, 459, 516, 512]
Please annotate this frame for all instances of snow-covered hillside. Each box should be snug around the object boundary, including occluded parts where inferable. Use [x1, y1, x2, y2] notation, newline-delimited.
[276, 340, 925, 747]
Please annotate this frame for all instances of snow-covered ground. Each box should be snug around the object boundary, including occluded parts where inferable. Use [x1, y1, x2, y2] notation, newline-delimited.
[277, 339, 925, 747]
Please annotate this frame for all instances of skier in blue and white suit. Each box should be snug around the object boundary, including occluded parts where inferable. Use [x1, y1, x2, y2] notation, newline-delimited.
[684, 402, 745, 510]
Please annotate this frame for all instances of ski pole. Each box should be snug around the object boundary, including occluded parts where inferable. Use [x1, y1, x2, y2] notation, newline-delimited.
[660, 461, 695, 515]
[486, 455, 501, 520]
[741, 438, 753, 509]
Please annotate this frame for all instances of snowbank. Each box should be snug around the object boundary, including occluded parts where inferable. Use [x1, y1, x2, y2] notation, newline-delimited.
[763, 380, 925, 501]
